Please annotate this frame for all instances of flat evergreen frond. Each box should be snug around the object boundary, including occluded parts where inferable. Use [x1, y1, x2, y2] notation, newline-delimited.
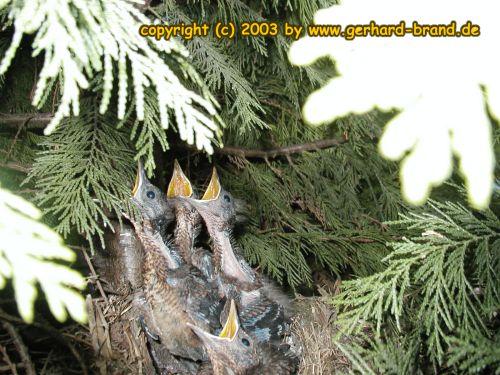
[130, 86, 170, 174]
[334, 198, 500, 366]
[0, 184, 86, 324]
[448, 330, 500, 374]
[221, 152, 393, 288]
[157, 2, 268, 134]
[158, 0, 335, 137]
[337, 330, 423, 375]
[26, 99, 135, 247]
[0, 131, 40, 165]
[0, 0, 221, 152]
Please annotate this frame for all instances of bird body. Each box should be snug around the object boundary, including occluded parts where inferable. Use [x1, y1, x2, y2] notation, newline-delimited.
[167, 160, 203, 265]
[131, 162, 224, 361]
[189, 300, 297, 375]
[136, 219, 207, 361]
[181, 169, 291, 344]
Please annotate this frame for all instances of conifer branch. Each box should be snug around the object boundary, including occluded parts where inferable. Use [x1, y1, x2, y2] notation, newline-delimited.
[0, 112, 347, 159]
[0, 161, 30, 173]
[216, 136, 347, 159]
[0, 113, 52, 129]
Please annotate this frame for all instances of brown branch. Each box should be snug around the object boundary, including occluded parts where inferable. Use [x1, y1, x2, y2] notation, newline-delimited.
[0, 161, 31, 173]
[2, 321, 36, 375]
[0, 113, 52, 129]
[216, 137, 347, 159]
[0, 309, 88, 375]
[0, 344, 18, 375]
[0, 113, 347, 160]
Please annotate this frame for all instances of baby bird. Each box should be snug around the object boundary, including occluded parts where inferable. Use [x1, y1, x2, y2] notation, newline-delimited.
[188, 300, 296, 375]
[182, 168, 291, 344]
[132, 160, 175, 231]
[166, 160, 215, 279]
[130, 162, 223, 361]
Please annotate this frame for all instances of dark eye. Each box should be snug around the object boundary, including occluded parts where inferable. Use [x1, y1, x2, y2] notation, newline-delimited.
[223, 194, 231, 203]
[146, 191, 155, 199]
[241, 338, 250, 347]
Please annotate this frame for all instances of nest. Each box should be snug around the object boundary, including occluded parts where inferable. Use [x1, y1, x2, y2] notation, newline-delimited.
[290, 289, 352, 375]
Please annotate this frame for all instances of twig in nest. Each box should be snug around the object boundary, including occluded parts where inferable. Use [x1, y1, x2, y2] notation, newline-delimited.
[0, 309, 89, 375]
[0, 343, 19, 374]
[77, 245, 111, 306]
[2, 321, 36, 375]
[39, 349, 53, 375]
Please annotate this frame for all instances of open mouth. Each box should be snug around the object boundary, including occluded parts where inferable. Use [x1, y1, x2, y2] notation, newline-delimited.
[218, 300, 238, 340]
[167, 159, 193, 198]
[201, 168, 221, 201]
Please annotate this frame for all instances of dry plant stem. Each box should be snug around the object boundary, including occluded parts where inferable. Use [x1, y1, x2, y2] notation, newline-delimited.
[0, 309, 88, 375]
[77, 245, 111, 306]
[217, 137, 347, 159]
[0, 343, 19, 374]
[2, 321, 35, 375]
[0, 161, 30, 173]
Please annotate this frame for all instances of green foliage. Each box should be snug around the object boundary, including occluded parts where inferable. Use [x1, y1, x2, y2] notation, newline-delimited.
[0, 183, 86, 324]
[336, 331, 422, 375]
[0, 0, 221, 153]
[289, 1, 498, 209]
[448, 330, 500, 374]
[333, 196, 500, 371]
[26, 99, 136, 247]
[219, 114, 401, 288]
[157, 0, 335, 138]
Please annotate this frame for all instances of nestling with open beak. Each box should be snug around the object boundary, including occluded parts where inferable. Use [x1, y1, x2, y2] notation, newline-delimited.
[189, 300, 297, 375]
[181, 168, 292, 344]
[130, 161, 223, 362]
[166, 160, 215, 279]
[181, 168, 255, 285]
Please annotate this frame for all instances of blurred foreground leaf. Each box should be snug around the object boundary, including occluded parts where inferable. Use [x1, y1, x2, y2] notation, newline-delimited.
[289, 0, 498, 209]
[0, 184, 87, 323]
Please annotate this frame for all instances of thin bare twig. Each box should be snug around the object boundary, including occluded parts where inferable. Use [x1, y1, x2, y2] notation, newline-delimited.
[2, 321, 36, 375]
[76, 245, 111, 307]
[0, 344, 18, 375]
[0, 309, 88, 375]
[216, 137, 347, 159]
[1, 113, 347, 160]
[0, 161, 30, 173]
[0, 113, 52, 129]
[3, 119, 27, 163]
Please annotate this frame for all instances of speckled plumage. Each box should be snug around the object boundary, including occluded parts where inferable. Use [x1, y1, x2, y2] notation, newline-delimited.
[131, 163, 224, 362]
[181, 170, 292, 345]
[190, 300, 297, 375]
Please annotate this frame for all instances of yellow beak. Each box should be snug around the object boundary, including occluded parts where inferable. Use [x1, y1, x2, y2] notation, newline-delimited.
[166, 159, 193, 198]
[132, 161, 146, 197]
[218, 300, 238, 340]
[201, 168, 221, 201]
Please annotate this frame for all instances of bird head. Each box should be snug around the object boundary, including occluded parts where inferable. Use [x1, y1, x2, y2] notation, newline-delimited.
[188, 300, 258, 372]
[131, 161, 172, 222]
[182, 168, 237, 233]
